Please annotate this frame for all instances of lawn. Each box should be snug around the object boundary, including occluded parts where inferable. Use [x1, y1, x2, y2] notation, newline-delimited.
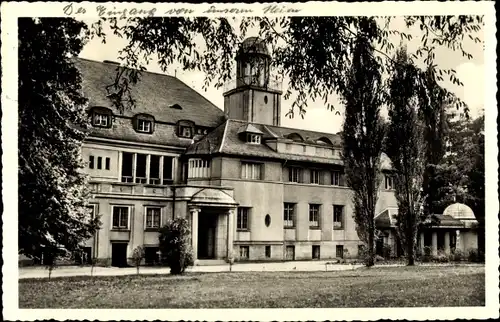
[19, 265, 485, 308]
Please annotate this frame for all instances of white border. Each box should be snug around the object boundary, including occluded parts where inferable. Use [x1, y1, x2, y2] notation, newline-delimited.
[2, 1, 498, 321]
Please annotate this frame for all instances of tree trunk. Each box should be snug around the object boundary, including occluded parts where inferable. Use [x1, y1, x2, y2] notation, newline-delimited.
[367, 216, 375, 267]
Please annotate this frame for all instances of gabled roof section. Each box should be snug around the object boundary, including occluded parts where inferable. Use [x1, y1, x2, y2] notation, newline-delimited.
[186, 119, 344, 164]
[185, 120, 228, 155]
[74, 58, 226, 127]
[237, 123, 264, 135]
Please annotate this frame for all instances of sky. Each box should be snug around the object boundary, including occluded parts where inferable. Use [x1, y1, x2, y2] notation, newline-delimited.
[79, 17, 485, 134]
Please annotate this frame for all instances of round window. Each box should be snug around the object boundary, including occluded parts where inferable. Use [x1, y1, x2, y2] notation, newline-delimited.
[264, 95, 268, 104]
[265, 214, 271, 227]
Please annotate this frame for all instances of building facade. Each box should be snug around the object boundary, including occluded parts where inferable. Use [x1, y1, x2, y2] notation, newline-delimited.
[32, 38, 476, 267]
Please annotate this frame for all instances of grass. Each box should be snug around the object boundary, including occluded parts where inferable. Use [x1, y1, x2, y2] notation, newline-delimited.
[19, 265, 485, 308]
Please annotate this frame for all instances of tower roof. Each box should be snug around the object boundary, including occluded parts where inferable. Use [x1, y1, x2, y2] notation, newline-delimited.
[238, 37, 270, 57]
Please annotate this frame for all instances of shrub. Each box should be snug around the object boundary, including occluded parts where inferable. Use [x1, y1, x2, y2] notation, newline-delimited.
[452, 249, 464, 262]
[381, 243, 393, 259]
[158, 218, 194, 275]
[433, 252, 449, 263]
[467, 248, 484, 263]
[132, 245, 145, 275]
[421, 246, 433, 263]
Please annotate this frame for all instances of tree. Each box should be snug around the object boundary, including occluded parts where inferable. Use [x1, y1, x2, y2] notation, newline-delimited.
[341, 18, 386, 267]
[92, 16, 481, 117]
[132, 246, 145, 275]
[18, 18, 100, 261]
[158, 218, 194, 275]
[385, 47, 427, 266]
[433, 113, 485, 252]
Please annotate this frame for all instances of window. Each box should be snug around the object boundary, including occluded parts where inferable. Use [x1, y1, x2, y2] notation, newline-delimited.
[145, 207, 161, 229]
[93, 113, 110, 127]
[331, 171, 340, 186]
[188, 158, 210, 178]
[288, 167, 302, 183]
[86, 205, 96, 219]
[239, 246, 249, 260]
[336, 245, 344, 258]
[309, 204, 320, 228]
[237, 207, 250, 231]
[121, 153, 175, 185]
[312, 245, 320, 259]
[310, 169, 320, 184]
[112, 206, 129, 229]
[149, 155, 161, 185]
[285, 245, 295, 260]
[385, 175, 394, 190]
[265, 214, 271, 227]
[121, 152, 133, 183]
[89, 155, 95, 169]
[180, 126, 192, 138]
[97, 156, 102, 170]
[246, 133, 261, 144]
[283, 203, 295, 228]
[135, 154, 147, 183]
[241, 162, 262, 180]
[265, 245, 271, 258]
[137, 119, 152, 133]
[333, 205, 344, 229]
[163, 157, 174, 184]
[105, 157, 110, 170]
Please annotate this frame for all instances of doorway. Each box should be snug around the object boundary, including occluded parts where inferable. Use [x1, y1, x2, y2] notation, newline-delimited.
[111, 243, 128, 267]
[198, 213, 217, 259]
[285, 245, 295, 261]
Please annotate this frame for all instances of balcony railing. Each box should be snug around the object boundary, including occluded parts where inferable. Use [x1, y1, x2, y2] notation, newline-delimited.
[223, 76, 283, 93]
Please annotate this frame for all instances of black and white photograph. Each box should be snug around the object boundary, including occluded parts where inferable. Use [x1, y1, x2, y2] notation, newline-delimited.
[1, 1, 498, 320]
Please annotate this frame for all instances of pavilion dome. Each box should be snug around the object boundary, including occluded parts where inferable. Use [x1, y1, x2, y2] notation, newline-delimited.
[443, 203, 475, 220]
[239, 37, 270, 57]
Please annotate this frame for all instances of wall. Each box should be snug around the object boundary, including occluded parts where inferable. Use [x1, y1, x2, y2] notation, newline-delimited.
[220, 157, 283, 242]
[251, 89, 279, 126]
[88, 196, 172, 263]
[82, 146, 120, 182]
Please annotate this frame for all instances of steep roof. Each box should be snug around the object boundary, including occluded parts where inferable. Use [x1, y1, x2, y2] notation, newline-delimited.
[74, 58, 226, 127]
[185, 119, 344, 165]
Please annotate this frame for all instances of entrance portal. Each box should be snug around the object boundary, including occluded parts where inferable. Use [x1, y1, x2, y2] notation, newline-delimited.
[111, 243, 128, 267]
[198, 213, 217, 259]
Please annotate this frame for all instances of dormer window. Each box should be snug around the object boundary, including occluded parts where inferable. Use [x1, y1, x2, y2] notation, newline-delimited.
[90, 107, 113, 128]
[137, 119, 152, 133]
[247, 133, 261, 144]
[93, 114, 109, 127]
[133, 114, 155, 134]
[181, 126, 192, 138]
[177, 120, 195, 139]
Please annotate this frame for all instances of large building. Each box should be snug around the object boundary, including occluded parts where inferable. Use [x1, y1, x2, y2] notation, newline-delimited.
[67, 38, 477, 267]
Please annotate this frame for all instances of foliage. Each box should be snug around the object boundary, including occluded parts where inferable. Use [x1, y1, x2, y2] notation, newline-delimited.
[132, 246, 146, 274]
[385, 47, 427, 266]
[18, 18, 101, 261]
[451, 248, 465, 262]
[341, 18, 386, 267]
[93, 16, 482, 118]
[440, 115, 485, 247]
[158, 218, 194, 275]
[467, 248, 484, 263]
[433, 252, 450, 263]
[381, 244, 393, 260]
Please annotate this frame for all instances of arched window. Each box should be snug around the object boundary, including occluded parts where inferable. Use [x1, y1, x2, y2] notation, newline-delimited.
[286, 133, 305, 142]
